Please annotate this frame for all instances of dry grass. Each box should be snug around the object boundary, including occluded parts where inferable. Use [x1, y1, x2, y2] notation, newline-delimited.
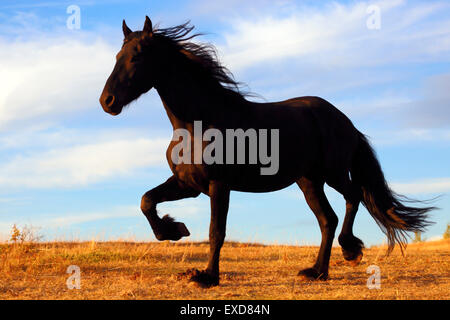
[0, 239, 448, 300]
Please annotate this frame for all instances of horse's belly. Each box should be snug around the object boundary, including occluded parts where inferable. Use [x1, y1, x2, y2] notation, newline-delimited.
[169, 160, 301, 194]
[165, 126, 317, 194]
[225, 164, 302, 192]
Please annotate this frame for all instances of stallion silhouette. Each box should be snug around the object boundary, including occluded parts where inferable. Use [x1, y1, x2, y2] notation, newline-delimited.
[100, 16, 434, 287]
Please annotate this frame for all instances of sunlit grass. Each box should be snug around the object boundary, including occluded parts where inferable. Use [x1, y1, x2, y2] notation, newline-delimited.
[0, 238, 448, 299]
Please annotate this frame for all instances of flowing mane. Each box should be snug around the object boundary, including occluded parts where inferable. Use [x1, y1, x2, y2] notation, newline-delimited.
[152, 22, 249, 97]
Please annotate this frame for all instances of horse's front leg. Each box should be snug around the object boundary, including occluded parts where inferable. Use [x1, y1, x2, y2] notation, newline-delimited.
[141, 175, 200, 241]
[181, 181, 230, 288]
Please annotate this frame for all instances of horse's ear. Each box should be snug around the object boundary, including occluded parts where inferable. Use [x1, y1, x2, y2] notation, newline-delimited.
[143, 16, 153, 36]
[122, 19, 132, 38]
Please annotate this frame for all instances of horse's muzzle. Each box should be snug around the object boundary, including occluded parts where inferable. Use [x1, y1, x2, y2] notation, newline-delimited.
[99, 93, 122, 116]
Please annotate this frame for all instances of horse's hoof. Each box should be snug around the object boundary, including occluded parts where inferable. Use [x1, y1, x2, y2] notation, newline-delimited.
[154, 215, 190, 241]
[342, 249, 363, 266]
[339, 234, 364, 266]
[177, 269, 219, 288]
[297, 268, 328, 281]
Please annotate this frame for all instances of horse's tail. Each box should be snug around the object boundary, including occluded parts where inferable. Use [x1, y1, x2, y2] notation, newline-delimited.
[351, 132, 435, 253]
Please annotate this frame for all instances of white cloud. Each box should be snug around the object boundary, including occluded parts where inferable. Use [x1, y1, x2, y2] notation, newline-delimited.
[0, 199, 207, 238]
[366, 128, 450, 146]
[44, 205, 141, 228]
[0, 18, 172, 190]
[334, 71, 450, 130]
[390, 177, 450, 194]
[0, 136, 168, 188]
[279, 176, 450, 197]
[188, 0, 295, 17]
[158, 198, 208, 219]
[402, 72, 450, 128]
[218, 0, 450, 71]
[0, 35, 116, 130]
[51, 199, 206, 228]
[426, 234, 443, 242]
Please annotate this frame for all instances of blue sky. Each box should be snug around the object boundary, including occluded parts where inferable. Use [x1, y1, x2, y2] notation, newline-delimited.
[0, 0, 449, 246]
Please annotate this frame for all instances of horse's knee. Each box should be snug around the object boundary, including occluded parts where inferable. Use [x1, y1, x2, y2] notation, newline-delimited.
[320, 215, 338, 233]
[141, 192, 156, 213]
[328, 215, 338, 230]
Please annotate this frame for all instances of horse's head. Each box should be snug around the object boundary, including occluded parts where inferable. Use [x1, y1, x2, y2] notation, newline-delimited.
[100, 16, 158, 116]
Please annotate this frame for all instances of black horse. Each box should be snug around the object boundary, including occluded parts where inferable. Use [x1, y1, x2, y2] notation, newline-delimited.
[99, 16, 434, 287]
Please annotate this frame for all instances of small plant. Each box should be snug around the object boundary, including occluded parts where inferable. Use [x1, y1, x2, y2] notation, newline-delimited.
[444, 223, 450, 240]
[412, 231, 424, 243]
[9, 224, 43, 244]
[10, 224, 21, 243]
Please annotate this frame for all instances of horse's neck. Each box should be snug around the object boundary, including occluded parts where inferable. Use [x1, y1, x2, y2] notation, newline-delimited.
[155, 61, 249, 129]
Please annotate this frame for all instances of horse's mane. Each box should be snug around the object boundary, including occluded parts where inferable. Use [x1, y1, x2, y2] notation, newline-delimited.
[153, 22, 249, 98]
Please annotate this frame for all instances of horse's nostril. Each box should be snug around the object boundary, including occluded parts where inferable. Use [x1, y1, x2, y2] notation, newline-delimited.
[105, 95, 115, 107]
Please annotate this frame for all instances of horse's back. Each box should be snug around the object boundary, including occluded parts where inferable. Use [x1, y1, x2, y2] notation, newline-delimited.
[271, 96, 361, 178]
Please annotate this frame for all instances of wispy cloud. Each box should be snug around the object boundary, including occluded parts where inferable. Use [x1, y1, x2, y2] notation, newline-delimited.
[44, 205, 141, 228]
[401, 72, 450, 129]
[219, 0, 450, 71]
[336, 72, 450, 131]
[0, 197, 21, 203]
[365, 128, 450, 146]
[0, 33, 116, 130]
[208, 0, 450, 134]
[0, 136, 167, 189]
[391, 177, 450, 194]
[0, 198, 207, 237]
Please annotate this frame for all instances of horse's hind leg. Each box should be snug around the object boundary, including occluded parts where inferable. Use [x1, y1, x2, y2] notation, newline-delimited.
[297, 177, 338, 280]
[141, 175, 200, 241]
[338, 188, 364, 265]
[327, 176, 364, 265]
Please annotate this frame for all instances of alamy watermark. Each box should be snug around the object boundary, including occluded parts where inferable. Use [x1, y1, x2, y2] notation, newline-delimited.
[366, 265, 381, 289]
[366, 5, 381, 30]
[66, 5, 81, 30]
[171, 121, 280, 175]
[66, 265, 81, 289]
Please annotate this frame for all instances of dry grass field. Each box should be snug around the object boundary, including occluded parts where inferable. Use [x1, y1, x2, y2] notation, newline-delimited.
[0, 238, 448, 300]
